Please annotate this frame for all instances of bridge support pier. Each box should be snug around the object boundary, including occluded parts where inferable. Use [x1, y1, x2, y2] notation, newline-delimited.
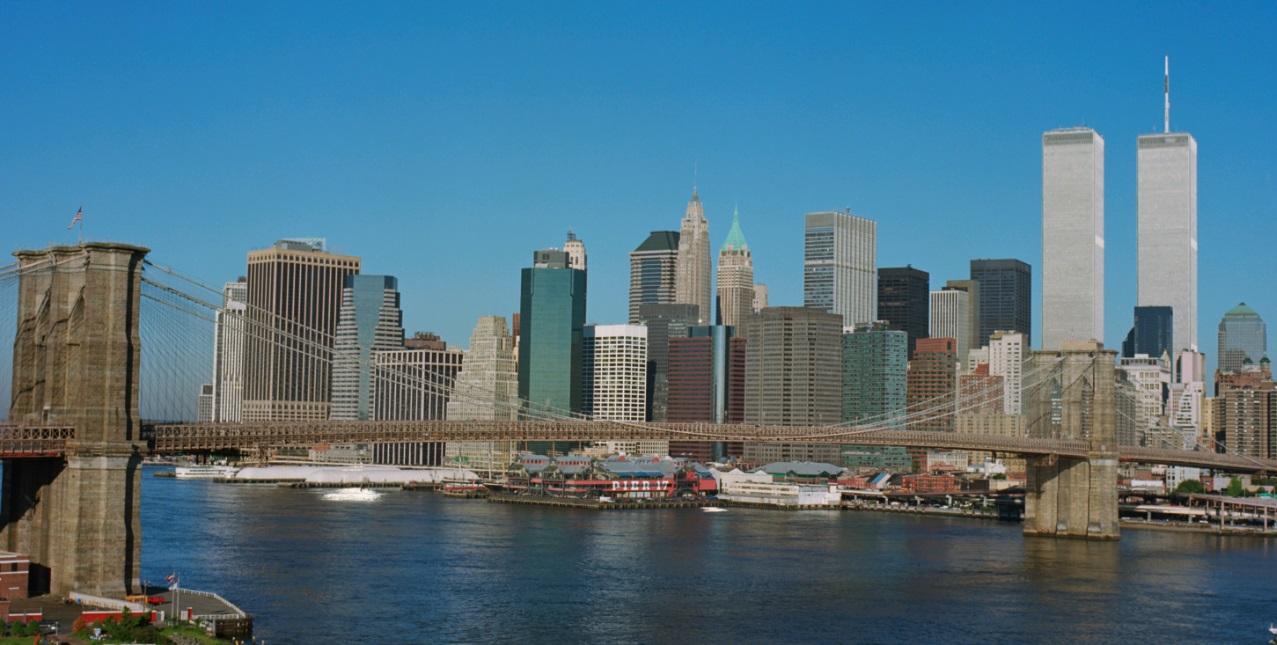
[1023, 341, 1120, 541]
[2, 243, 148, 596]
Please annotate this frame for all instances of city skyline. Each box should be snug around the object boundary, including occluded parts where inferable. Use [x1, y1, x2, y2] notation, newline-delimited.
[3, 4, 1276, 379]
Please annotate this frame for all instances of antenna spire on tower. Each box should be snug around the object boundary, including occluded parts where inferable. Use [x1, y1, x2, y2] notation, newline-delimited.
[1163, 55, 1171, 134]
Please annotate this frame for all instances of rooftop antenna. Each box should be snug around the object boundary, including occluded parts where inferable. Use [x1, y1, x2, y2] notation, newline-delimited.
[693, 160, 699, 195]
[1163, 55, 1171, 134]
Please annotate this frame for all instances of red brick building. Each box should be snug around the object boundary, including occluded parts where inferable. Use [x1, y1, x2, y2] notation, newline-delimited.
[908, 337, 958, 432]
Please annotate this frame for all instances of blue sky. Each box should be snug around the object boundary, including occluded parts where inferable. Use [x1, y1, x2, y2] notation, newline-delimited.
[3, 2, 1275, 368]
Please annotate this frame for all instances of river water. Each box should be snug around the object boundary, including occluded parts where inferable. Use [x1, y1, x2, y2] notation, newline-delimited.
[141, 467, 1276, 643]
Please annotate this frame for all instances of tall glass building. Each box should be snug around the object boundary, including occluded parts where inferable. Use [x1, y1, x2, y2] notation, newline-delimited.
[969, 258, 1031, 348]
[1137, 132, 1197, 354]
[1121, 306, 1173, 360]
[876, 266, 929, 356]
[841, 322, 908, 427]
[1217, 303, 1267, 373]
[331, 275, 405, 420]
[1042, 128, 1104, 350]
[518, 250, 587, 419]
[628, 231, 680, 323]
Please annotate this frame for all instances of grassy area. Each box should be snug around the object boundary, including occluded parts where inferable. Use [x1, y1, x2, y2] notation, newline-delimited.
[74, 617, 236, 644]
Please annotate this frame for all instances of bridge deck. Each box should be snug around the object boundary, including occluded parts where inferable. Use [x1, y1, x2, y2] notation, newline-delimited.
[0, 425, 76, 458]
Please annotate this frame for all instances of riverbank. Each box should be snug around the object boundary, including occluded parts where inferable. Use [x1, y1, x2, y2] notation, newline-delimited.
[488, 493, 717, 510]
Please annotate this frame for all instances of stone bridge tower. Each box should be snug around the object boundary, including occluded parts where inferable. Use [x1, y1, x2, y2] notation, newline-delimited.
[1023, 340, 1120, 540]
[2, 242, 148, 596]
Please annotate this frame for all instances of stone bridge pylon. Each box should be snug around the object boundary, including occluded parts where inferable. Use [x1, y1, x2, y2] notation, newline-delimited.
[2, 243, 148, 596]
[1023, 340, 1120, 540]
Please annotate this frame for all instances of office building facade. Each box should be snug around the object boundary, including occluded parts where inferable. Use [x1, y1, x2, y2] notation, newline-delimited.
[988, 330, 1025, 416]
[242, 239, 361, 422]
[716, 208, 755, 332]
[636, 303, 700, 421]
[841, 322, 908, 427]
[969, 259, 1031, 348]
[212, 278, 247, 422]
[628, 231, 680, 324]
[1137, 132, 1197, 353]
[907, 337, 958, 432]
[803, 210, 877, 328]
[445, 316, 521, 475]
[877, 266, 929, 356]
[667, 326, 745, 462]
[519, 250, 587, 418]
[1121, 306, 1174, 360]
[930, 288, 970, 372]
[331, 275, 405, 420]
[675, 190, 712, 324]
[1042, 128, 1104, 349]
[1217, 303, 1268, 373]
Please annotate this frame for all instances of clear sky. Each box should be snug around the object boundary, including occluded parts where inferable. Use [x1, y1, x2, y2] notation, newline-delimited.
[3, 2, 1275, 370]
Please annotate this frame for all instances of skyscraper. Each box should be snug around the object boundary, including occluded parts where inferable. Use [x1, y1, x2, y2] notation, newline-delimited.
[519, 249, 587, 417]
[716, 207, 754, 331]
[372, 344, 462, 466]
[988, 330, 1025, 416]
[804, 210, 877, 327]
[1217, 303, 1268, 373]
[930, 288, 970, 372]
[445, 316, 520, 475]
[1121, 306, 1173, 360]
[752, 284, 769, 312]
[743, 307, 842, 464]
[331, 275, 405, 421]
[583, 324, 661, 455]
[969, 259, 1031, 348]
[636, 303, 700, 421]
[876, 266, 929, 356]
[563, 230, 587, 272]
[944, 279, 980, 368]
[667, 325, 745, 462]
[211, 278, 247, 422]
[675, 189, 712, 324]
[1042, 128, 1104, 349]
[628, 231, 680, 323]
[907, 337, 958, 432]
[1137, 129, 1197, 354]
[841, 322, 908, 427]
[242, 239, 360, 422]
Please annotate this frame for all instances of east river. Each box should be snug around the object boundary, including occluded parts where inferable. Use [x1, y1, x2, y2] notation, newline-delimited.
[141, 467, 1276, 644]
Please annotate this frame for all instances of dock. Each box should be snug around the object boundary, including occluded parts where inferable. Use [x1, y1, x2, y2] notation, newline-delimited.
[488, 493, 718, 510]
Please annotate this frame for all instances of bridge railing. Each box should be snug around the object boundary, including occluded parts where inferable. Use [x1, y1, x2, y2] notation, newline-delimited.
[0, 424, 76, 456]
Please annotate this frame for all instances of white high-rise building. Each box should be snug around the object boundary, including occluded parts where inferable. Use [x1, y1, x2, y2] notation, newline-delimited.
[804, 210, 877, 327]
[445, 316, 521, 475]
[1168, 349, 1206, 449]
[1042, 127, 1104, 350]
[752, 283, 769, 313]
[675, 190, 712, 324]
[930, 288, 970, 374]
[988, 330, 1025, 415]
[211, 279, 247, 422]
[1137, 133, 1197, 353]
[564, 230, 587, 272]
[1117, 354, 1171, 447]
[583, 324, 663, 455]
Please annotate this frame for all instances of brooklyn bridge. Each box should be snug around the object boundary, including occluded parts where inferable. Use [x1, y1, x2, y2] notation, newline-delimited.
[1, 242, 1273, 598]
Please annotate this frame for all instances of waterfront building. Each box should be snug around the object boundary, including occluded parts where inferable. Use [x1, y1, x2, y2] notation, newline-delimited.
[930, 288, 970, 372]
[331, 275, 405, 421]
[635, 303, 699, 421]
[445, 316, 520, 476]
[628, 231, 680, 324]
[743, 307, 842, 464]
[1217, 303, 1267, 373]
[1042, 127, 1104, 349]
[907, 337, 958, 432]
[841, 322, 908, 427]
[803, 210, 877, 328]
[667, 325, 745, 461]
[969, 259, 1031, 348]
[1122, 306, 1174, 361]
[242, 238, 360, 422]
[1117, 354, 1171, 447]
[196, 383, 213, 422]
[988, 331, 1025, 415]
[1137, 131, 1197, 354]
[876, 266, 929, 356]
[563, 230, 587, 272]
[716, 207, 754, 332]
[752, 284, 768, 312]
[518, 249, 587, 418]
[211, 278, 247, 422]
[675, 189, 712, 324]
[583, 324, 660, 455]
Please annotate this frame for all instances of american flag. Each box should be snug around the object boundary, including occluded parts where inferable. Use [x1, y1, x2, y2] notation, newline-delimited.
[67, 207, 83, 230]
[166, 572, 179, 587]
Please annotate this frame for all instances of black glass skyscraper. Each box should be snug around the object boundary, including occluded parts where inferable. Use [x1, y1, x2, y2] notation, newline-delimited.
[1121, 306, 1173, 359]
[970, 258, 1031, 347]
[876, 266, 929, 356]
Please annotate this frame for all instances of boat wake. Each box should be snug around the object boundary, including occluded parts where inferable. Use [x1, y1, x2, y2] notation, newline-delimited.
[322, 487, 383, 502]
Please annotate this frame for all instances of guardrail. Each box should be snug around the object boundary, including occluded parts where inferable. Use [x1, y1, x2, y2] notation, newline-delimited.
[0, 424, 75, 456]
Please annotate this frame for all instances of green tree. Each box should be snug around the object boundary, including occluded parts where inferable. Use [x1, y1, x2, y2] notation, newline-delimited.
[1225, 477, 1245, 497]
[1175, 479, 1206, 494]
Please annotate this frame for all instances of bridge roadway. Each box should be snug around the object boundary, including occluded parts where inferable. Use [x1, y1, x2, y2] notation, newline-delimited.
[141, 420, 1277, 474]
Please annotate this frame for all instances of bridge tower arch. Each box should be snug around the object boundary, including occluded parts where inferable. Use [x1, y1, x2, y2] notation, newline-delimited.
[1023, 340, 1120, 540]
[2, 242, 147, 596]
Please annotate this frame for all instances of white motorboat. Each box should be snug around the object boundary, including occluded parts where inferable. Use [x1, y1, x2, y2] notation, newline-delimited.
[322, 487, 382, 502]
[702, 506, 728, 513]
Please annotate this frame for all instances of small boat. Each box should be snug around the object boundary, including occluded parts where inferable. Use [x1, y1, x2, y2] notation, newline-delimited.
[702, 507, 728, 513]
[322, 487, 382, 502]
[1268, 624, 1277, 645]
[441, 482, 488, 499]
[174, 465, 238, 480]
